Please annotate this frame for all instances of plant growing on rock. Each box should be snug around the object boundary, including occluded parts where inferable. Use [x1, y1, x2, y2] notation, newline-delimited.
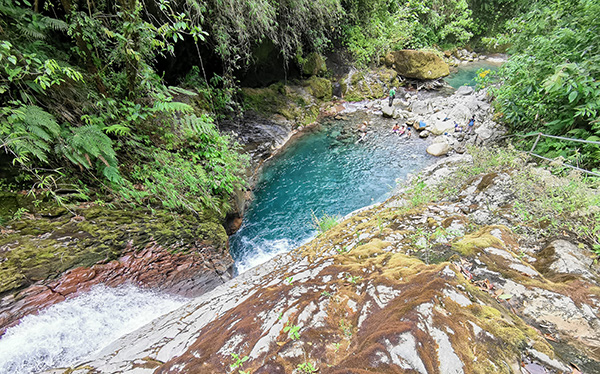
[296, 361, 318, 373]
[345, 273, 362, 284]
[229, 353, 249, 371]
[311, 211, 340, 235]
[283, 322, 301, 340]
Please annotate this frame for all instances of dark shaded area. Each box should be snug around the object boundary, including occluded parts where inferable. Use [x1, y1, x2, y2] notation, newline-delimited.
[155, 38, 302, 88]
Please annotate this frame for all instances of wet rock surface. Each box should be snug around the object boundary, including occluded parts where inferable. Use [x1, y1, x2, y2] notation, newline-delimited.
[219, 111, 292, 170]
[52, 155, 600, 374]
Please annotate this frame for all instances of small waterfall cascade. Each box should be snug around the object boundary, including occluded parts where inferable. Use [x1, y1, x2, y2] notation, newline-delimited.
[0, 284, 187, 374]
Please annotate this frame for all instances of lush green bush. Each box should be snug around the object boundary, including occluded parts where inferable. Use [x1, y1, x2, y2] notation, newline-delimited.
[311, 211, 340, 235]
[342, 0, 474, 66]
[488, 0, 600, 168]
[0, 0, 249, 216]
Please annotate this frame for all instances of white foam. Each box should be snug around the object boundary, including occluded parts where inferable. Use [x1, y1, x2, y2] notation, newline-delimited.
[0, 284, 187, 374]
[235, 238, 296, 274]
[235, 234, 316, 274]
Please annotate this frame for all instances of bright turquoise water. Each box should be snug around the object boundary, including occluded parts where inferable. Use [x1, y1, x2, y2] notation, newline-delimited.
[230, 114, 435, 273]
[445, 61, 502, 89]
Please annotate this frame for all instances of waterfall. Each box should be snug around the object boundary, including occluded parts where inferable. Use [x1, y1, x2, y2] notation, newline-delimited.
[0, 284, 187, 374]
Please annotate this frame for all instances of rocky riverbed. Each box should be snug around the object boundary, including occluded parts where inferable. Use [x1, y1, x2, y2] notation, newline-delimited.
[47, 150, 600, 374]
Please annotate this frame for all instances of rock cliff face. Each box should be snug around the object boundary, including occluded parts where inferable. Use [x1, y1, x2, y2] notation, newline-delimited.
[0, 205, 232, 336]
[53, 155, 600, 374]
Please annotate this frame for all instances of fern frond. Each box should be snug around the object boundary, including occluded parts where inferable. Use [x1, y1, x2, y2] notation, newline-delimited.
[102, 165, 123, 184]
[103, 123, 132, 136]
[40, 17, 68, 32]
[153, 100, 193, 113]
[16, 23, 46, 40]
[67, 125, 117, 166]
[168, 86, 197, 96]
[22, 105, 60, 138]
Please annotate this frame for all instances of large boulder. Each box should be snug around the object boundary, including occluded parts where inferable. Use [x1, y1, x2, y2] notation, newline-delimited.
[447, 103, 472, 124]
[456, 86, 474, 95]
[304, 76, 332, 101]
[410, 100, 431, 115]
[427, 141, 450, 156]
[386, 50, 450, 80]
[381, 101, 395, 118]
[430, 120, 456, 135]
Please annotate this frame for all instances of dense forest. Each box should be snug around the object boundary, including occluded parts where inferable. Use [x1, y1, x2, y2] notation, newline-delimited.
[0, 0, 598, 219]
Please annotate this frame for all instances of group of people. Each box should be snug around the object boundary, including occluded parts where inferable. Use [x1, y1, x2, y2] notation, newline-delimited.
[391, 123, 412, 138]
[453, 115, 476, 133]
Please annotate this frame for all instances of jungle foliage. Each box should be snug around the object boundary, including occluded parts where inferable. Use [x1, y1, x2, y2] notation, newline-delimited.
[0, 0, 248, 216]
[482, 0, 600, 169]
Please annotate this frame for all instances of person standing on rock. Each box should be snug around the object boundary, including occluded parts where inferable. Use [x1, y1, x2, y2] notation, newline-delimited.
[467, 115, 475, 133]
[389, 87, 396, 107]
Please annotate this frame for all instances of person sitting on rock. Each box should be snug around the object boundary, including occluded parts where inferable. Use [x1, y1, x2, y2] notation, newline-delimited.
[356, 121, 368, 143]
[358, 121, 368, 133]
[389, 87, 396, 107]
[454, 121, 463, 132]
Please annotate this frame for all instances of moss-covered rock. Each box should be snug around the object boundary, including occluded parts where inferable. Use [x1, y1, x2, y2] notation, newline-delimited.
[0, 204, 228, 295]
[342, 68, 397, 102]
[304, 76, 332, 101]
[302, 52, 327, 76]
[386, 49, 450, 79]
[242, 82, 321, 126]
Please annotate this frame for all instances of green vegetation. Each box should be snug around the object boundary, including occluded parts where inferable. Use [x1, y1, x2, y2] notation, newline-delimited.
[414, 146, 600, 256]
[229, 353, 249, 373]
[311, 211, 340, 235]
[482, 0, 600, 169]
[283, 321, 301, 340]
[0, 0, 250, 219]
[297, 361, 318, 373]
[1, 0, 597, 226]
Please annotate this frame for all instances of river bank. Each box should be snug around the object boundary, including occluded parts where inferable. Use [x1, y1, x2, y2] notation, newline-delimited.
[47, 146, 600, 374]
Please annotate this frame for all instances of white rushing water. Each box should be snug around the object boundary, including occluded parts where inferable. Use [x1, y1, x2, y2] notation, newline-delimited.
[0, 284, 187, 374]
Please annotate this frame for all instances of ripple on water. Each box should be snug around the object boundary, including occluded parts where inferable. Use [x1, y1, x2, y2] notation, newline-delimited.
[231, 115, 436, 273]
[0, 284, 187, 374]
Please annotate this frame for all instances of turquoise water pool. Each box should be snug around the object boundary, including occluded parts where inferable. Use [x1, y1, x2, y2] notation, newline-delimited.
[445, 60, 503, 89]
[230, 114, 435, 273]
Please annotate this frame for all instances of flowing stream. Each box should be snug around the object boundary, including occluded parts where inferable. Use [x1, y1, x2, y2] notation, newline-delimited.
[230, 113, 435, 273]
[0, 285, 186, 374]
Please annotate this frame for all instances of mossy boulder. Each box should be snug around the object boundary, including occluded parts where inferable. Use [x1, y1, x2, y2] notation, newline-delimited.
[0, 204, 228, 295]
[242, 82, 320, 125]
[302, 52, 327, 76]
[386, 49, 450, 80]
[341, 68, 394, 102]
[304, 76, 332, 101]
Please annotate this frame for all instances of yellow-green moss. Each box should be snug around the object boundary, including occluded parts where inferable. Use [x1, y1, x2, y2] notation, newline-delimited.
[0, 205, 227, 294]
[304, 76, 332, 101]
[452, 226, 508, 256]
[302, 52, 327, 76]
